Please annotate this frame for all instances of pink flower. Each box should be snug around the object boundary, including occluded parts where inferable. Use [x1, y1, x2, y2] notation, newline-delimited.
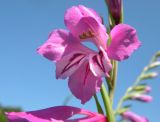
[6, 106, 107, 122]
[132, 94, 152, 102]
[38, 5, 141, 104]
[122, 111, 149, 122]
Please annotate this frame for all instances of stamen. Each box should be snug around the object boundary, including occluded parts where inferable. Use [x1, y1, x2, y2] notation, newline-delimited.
[88, 30, 94, 37]
[79, 30, 95, 39]
[79, 32, 87, 39]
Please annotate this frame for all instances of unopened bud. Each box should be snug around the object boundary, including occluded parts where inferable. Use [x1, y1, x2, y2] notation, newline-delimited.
[132, 94, 152, 102]
[140, 72, 158, 81]
[132, 85, 151, 93]
[147, 61, 160, 70]
[122, 111, 148, 122]
[105, 0, 122, 25]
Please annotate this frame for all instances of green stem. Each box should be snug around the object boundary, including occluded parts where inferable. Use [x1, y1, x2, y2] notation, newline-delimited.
[103, 0, 123, 121]
[94, 95, 104, 114]
[109, 61, 118, 104]
[120, 0, 124, 23]
[100, 84, 115, 122]
[115, 88, 130, 115]
[106, 0, 123, 106]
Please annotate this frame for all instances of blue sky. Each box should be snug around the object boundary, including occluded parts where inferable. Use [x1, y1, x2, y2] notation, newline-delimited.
[0, 0, 160, 121]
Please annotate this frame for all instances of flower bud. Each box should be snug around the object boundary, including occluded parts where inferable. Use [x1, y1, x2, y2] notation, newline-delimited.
[122, 111, 149, 122]
[140, 72, 158, 81]
[149, 61, 160, 69]
[105, 0, 122, 24]
[144, 61, 160, 71]
[132, 94, 152, 102]
[132, 85, 152, 93]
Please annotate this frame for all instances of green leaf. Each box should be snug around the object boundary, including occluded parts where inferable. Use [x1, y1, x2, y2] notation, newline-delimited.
[94, 95, 104, 114]
[0, 105, 22, 122]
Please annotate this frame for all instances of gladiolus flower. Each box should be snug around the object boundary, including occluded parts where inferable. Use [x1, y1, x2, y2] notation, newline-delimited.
[122, 111, 149, 122]
[38, 5, 141, 103]
[6, 106, 107, 122]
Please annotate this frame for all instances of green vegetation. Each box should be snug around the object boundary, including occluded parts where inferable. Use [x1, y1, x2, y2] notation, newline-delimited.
[0, 105, 21, 122]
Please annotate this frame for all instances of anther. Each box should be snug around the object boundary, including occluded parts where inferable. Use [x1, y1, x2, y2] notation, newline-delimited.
[79, 30, 95, 39]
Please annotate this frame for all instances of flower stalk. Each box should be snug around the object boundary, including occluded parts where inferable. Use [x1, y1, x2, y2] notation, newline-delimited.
[109, 61, 118, 103]
[107, 0, 123, 103]
[100, 84, 115, 122]
[100, 0, 123, 121]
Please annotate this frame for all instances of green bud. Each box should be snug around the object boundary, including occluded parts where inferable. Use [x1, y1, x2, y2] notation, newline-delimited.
[147, 61, 160, 70]
[139, 72, 158, 81]
[132, 85, 146, 91]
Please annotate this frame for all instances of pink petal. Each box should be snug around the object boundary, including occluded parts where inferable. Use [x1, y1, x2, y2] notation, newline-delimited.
[83, 6, 103, 24]
[64, 5, 108, 50]
[68, 61, 102, 104]
[107, 24, 141, 61]
[6, 106, 107, 122]
[37, 29, 93, 62]
[55, 35, 95, 79]
[64, 5, 102, 33]
[89, 47, 112, 77]
[74, 17, 108, 49]
[37, 29, 69, 62]
[56, 51, 87, 79]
